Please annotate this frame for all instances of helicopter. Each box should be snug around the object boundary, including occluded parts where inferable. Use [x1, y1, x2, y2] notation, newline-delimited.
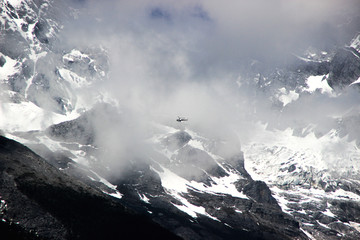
[176, 116, 188, 122]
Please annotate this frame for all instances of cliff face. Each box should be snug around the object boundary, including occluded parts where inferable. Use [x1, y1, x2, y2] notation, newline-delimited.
[0, 127, 308, 240]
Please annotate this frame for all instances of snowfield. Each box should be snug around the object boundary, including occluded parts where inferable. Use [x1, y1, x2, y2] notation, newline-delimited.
[243, 122, 360, 185]
[0, 99, 75, 132]
[0, 55, 19, 83]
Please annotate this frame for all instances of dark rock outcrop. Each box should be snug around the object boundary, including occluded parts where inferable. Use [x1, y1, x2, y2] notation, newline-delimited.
[112, 147, 307, 240]
[163, 130, 192, 151]
[328, 47, 360, 88]
[45, 103, 118, 145]
[242, 180, 280, 207]
[0, 136, 181, 240]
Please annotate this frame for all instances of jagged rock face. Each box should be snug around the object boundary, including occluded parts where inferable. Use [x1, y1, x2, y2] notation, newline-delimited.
[271, 186, 360, 240]
[16, 113, 307, 240]
[0, 0, 109, 114]
[241, 180, 279, 206]
[171, 145, 228, 183]
[45, 103, 118, 145]
[243, 32, 360, 113]
[327, 47, 360, 88]
[243, 123, 360, 240]
[113, 137, 306, 240]
[46, 110, 95, 144]
[287, 56, 331, 77]
[9, 101, 360, 239]
[239, 32, 360, 237]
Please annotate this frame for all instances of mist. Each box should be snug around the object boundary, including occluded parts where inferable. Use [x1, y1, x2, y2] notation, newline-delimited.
[58, 0, 360, 177]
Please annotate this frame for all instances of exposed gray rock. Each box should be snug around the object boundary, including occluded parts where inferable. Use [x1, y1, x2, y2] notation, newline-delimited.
[163, 130, 192, 151]
[328, 47, 360, 88]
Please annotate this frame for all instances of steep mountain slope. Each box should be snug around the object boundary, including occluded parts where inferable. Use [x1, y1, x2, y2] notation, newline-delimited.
[6, 105, 307, 239]
[1, 1, 360, 240]
[0, 0, 108, 124]
[0, 135, 181, 240]
[239, 31, 360, 239]
[243, 123, 360, 240]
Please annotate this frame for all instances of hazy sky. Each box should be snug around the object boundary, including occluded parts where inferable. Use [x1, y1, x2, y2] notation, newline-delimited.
[61, 0, 360, 176]
[66, 0, 359, 75]
[63, 0, 360, 113]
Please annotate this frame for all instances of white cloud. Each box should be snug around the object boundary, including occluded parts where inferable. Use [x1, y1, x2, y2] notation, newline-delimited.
[59, 0, 360, 176]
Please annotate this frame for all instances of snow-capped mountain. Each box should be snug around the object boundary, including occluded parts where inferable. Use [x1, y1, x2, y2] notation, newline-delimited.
[1, 0, 360, 240]
[237, 28, 360, 239]
[0, 0, 109, 122]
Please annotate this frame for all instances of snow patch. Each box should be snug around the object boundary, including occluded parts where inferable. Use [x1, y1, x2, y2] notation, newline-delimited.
[63, 49, 91, 63]
[0, 199, 7, 213]
[235, 209, 242, 214]
[107, 192, 123, 199]
[301, 228, 316, 240]
[92, 171, 118, 190]
[6, 0, 23, 8]
[242, 122, 360, 185]
[190, 171, 248, 199]
[0, 101, 74, 132]
[58, 68, 89, 88]
[322, 208, 336, 218]
[304, 75, 333, 95]
[242, 121, 360, 224]
[276, 88, 299, 106]
[349, 222, 360, 232]
[350, 76, 360, 86]
[0, 54, 19, 82]
[187, 139, 205, 151]
[153, 165, 189, 193]
[268, 184, 360, 222]
[172, 196, 214, 220]
[153, 164, 245, 220]
[350, 33, 360, 54]
[317, 220, 331, 229]
[270, 187, 292, 214]
[138, 193, 150, 203]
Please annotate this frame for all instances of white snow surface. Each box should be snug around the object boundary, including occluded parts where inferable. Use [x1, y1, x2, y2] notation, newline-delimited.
[138, 193, 150, 203]
[152, 165, 220, 220]
[301, 228, 316, 240]
[348, 222, 360, 233]
[243, 122, 360, 185]
[58, 68, 89, 88]
[304, 75, 333, 95]
[153, 126, 248, 198]
[155, 164, 248, 200]
[6, 0, 23, 8]
[242, 122, 360, 221]
[0, 55, 19, 82]
[276, 88, 299, 106]
[91, 170, 123, 199]
[350, 33, 360, 54]
[350, 76, 360, 86]
[63, 49, 90, 63]
[0, 100, 76, 132]
[150, 126, 248, 219]
[271, 185, 360, 216]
